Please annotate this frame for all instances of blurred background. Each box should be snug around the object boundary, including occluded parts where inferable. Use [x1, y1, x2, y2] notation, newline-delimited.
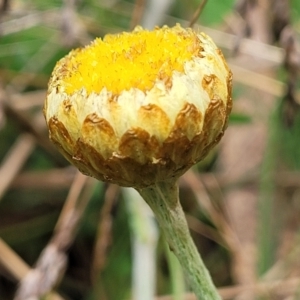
[0, 0, 300, 299]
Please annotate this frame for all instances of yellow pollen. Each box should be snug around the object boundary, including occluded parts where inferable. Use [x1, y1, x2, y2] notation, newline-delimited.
[60, 24, 202, 95]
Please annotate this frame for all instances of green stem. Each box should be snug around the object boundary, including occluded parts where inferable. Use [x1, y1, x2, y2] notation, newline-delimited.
[137, 180, 220, 300]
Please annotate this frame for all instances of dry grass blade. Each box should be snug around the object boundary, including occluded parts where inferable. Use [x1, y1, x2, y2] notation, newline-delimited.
[14, 172, 93, 299]
[0, 238, 31, 280]
[0, 238, 65, 300]
[92, 183, 119, 280]
[181, 22, 284, 63]
[3, 99, 66, 166]
[12, 167, 76, 190]
[229, 63, 285, 96]
[0, 10, 58, 36]
[185, 214, 225, 247]
[54, 171, 89, 233]
[188, 0, 208, 27]
[0, 133, 35, 201]
[181, 170, 240, 253]
[10, 90, 46, 111]
[9, 35, 59, 92]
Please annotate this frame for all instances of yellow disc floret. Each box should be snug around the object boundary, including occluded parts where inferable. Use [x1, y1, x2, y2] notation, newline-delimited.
[60, 24, 202, 95]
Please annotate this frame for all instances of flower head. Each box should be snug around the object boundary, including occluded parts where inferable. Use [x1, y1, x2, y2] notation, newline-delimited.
[44, 24, 232, 188]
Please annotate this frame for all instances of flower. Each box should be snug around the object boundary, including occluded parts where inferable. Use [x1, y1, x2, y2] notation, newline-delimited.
[44, 24, 232, 188]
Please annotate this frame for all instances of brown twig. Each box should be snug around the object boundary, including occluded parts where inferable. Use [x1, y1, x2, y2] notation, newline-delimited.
[188, 0, 208, 28]
[130, 0, 146, 30]
[54, 171, 89, 235]
[0, 133, 35, 201]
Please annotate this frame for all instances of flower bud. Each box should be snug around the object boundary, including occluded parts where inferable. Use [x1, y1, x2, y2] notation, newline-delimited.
[44, 24, 232, 188]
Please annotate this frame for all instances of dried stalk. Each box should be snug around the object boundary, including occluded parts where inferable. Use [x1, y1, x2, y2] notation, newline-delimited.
[0, 133, 35, 201]
[14, 172, 93, 300]
[0, 239, 65, 300]
[3, 99, 66, 166]
[92, 183, 118, 279]
[130, 0, 146, 30]
[189, 0, 208, 28]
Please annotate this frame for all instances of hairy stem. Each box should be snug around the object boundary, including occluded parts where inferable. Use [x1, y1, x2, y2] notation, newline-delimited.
[138, 180, 220, 300]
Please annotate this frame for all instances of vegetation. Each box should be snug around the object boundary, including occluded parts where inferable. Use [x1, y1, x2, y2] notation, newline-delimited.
[0, 0, 300, 299]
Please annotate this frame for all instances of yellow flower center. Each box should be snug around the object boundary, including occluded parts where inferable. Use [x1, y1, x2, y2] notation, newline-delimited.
[61, 25, 202, 95]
